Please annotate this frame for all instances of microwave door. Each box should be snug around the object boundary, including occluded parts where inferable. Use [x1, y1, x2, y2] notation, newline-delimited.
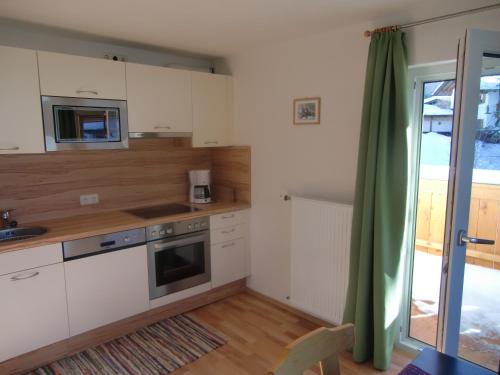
[56, 108, 101, 142]
[41, 96, 128, 151]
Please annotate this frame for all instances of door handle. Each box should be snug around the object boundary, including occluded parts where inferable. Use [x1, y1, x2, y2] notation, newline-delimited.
[0, 146, 19, 150]
[10, 271, 39, 281]
[75, 89, 99, 95]
[458, 229, 495, 246]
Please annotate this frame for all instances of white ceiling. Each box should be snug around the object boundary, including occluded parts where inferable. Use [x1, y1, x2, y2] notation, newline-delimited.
[0, 0, 498, 57]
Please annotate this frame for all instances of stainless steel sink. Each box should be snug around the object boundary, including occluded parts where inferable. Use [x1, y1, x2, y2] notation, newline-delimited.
[0, 227, 48, 242]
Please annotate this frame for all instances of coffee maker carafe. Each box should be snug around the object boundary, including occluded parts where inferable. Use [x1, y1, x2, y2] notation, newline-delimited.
[189, 170, 212, 204]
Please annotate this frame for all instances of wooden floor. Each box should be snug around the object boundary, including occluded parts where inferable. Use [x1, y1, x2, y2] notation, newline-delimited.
[175, 291, 412, 374]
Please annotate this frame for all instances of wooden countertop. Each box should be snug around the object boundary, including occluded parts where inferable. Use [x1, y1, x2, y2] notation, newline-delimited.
[0, 201, 250, 254]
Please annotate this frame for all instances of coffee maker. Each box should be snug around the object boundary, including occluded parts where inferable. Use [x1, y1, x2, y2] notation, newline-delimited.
[189, 170, 212, 204]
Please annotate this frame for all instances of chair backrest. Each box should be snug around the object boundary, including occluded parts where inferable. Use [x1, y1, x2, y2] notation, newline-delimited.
[268, 323, 354, 375]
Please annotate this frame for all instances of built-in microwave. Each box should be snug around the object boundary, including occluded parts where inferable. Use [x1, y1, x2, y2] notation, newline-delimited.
[41, 96, 128, 151]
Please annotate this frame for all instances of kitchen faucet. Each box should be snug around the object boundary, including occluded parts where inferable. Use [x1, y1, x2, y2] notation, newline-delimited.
[1, 209, 17, 228]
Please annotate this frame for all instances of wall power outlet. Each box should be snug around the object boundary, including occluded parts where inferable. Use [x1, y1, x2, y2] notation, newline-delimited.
[80, 194, 99, 206]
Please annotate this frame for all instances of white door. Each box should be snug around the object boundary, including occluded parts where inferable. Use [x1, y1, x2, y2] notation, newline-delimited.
[0, 263, 69, 362]
[37, 51, 126, 100]
[64, 245, 149, 336]
[403, 29, 500, 372]
[0, 45, 45, 154]
[126, 63, 192, 133]
[439, 29, 500, 370]
[192, 72, 233, 147]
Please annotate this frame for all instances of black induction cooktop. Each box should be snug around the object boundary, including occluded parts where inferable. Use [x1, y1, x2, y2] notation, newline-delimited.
[125, 203, 200, 219]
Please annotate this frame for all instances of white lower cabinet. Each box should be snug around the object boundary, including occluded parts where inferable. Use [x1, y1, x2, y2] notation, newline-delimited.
[0, 262, 69, 362]
[210, 210, 250, 288]
[211, 238, 248, 288]
[64, 245, 149, 336]
[0, 210, 250, 362]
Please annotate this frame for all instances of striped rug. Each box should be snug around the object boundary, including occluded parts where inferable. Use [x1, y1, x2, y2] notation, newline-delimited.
[27, 314, 225, 375]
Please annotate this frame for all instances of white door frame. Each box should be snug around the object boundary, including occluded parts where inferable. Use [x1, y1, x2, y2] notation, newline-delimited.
[439, 28, 500, 357]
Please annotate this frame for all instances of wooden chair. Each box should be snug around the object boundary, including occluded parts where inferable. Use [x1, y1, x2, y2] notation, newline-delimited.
[269, 323, 354, 375]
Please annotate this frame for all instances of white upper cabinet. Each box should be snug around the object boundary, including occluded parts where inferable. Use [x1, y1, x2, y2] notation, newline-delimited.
[191, 72, 233, 147]
[37, 51, 126, 100]
[0, 45, 45, 154]
[126, 63, 192, 133]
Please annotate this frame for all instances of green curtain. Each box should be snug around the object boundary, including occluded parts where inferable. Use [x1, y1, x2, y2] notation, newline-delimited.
[342, 30, 409, 370]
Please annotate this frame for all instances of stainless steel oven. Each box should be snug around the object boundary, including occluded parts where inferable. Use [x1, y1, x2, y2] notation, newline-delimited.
[41, 96, 128, 151]
[146, 217, 210, 300]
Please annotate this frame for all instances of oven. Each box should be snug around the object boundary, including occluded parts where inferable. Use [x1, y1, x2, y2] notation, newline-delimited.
[146, 217, 210, 300]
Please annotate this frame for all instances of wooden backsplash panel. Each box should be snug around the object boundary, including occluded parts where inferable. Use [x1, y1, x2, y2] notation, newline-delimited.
[211, 147, 251, 203]
[0, 138, 211, 223]
[0, 139, 251, 224]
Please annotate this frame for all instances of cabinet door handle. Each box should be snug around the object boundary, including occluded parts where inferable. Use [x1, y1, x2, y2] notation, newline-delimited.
[221, 228, 236, 234]
[222, 242, 235, 248]
[154, 126, 172, 130]
[10, 271, 39, 281]
[204, 140, 219, 145]
[75, 89, 99, 95]
[0, 146, 20, 151]
[221, 214, 235, 219]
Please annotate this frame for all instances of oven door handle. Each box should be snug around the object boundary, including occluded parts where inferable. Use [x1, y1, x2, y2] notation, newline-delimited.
[152, 233, 208, 252]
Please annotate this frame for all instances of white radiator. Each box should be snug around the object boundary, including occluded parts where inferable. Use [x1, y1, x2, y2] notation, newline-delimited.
[290, 196, 353, 324]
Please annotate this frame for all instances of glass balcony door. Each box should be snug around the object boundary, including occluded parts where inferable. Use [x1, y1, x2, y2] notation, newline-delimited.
[403, 29, 500, 372]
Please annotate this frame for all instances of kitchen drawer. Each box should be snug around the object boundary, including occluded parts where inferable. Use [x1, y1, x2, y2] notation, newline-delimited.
[0, 243, 63, 276]
[150, 282, 211, 310]
[210, 224, 247, 245]
[211, 238, 248, 288]
[210, 209, 248, 230]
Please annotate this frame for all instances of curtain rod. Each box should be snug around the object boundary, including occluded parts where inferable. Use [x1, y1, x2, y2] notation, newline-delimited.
[364, 2, 500, 37]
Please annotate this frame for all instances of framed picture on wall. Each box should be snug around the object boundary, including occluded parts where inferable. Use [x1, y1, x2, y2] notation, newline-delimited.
[293, 97, 321, 125]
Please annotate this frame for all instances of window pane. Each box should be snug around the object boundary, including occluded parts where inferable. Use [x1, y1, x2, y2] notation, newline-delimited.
[54, 106, 121, 142]
[409, 79, 455, 346]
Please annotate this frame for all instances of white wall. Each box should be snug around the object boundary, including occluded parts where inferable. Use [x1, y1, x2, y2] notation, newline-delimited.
[226, 8, 500, 303]
[227, 25, 369, 301]
[0, 19, 212, 69]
